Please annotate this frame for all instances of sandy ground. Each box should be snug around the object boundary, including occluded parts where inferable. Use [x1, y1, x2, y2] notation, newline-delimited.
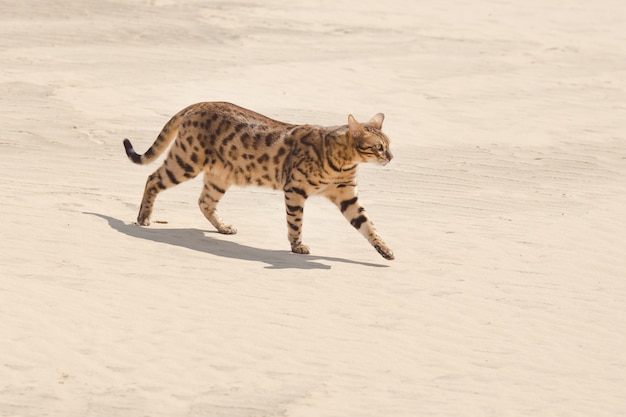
[2, 1, 626, 416]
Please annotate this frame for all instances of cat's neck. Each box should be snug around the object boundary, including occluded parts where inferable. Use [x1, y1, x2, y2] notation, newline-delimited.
[323, 125, 358, 171]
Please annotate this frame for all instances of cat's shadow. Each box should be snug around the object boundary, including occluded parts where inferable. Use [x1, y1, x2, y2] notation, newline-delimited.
[85, 212, 388, 270]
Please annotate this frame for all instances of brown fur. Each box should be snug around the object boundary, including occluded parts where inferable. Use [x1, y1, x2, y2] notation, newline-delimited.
[123, 102, 394, 260]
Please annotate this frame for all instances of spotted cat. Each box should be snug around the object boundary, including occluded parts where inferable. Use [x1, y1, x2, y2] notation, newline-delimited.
[123, 102, 394, 260]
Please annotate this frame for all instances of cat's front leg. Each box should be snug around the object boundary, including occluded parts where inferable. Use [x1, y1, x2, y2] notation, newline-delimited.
[333, 192, 395, 260]
[284, 186, 309, 254]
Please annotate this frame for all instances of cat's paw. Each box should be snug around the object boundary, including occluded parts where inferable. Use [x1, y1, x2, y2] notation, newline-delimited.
[136, 217, 150, 226]
[217, 225, 238, 235]
[291, 243, 310, 255]
[374, 244, 395, 260]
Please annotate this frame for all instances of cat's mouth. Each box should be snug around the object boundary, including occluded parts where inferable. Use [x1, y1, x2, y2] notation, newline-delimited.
[379, 151, 393, 166]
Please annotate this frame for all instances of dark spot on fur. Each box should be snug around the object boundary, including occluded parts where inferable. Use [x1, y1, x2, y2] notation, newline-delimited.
[306, 178, 319, 187]
[210, 182, 226, 194]
[165, 168, 179, 184]
[265, 133, 278, 147]
[350, 215, 367, 229]
[273, 147, 286, 164]
[175, 154, 194, 173]
[223, 132, 236, 145]
[143, 148, 154, 160]
[340, 196, 358, 212]
[327, 156, 342, 172]
[290, 187, 308, 198]
[286, 204, 303, 213]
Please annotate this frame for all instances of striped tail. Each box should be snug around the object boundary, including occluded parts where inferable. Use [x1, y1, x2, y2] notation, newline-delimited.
[123, 104, 196, 165]
[123, 138, 149, 164]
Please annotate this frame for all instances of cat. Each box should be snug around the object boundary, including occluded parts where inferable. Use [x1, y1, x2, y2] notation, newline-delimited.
[123, 102, 394, 260]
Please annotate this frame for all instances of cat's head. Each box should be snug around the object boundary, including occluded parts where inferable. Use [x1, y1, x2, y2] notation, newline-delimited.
[348, 113, 393, 166]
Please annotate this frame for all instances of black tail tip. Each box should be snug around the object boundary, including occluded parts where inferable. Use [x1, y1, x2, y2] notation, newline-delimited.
[123, 138, 142, 163]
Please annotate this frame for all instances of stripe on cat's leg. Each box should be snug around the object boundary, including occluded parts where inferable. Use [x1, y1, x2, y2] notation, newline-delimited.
[333, 192, 394, 260]
[284, 186, 309, 254]
[198, 173, 236, 234]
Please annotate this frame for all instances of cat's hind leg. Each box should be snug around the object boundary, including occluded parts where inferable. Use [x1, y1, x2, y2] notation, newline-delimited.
[198, 173, 237, 234]
[137, 157, 201, 226]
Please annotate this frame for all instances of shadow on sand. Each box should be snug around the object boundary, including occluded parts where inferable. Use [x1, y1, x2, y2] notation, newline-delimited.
[85, 213, 388, 270]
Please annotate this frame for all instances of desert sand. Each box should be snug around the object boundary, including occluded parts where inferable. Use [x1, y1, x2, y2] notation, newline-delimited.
[2, 0, 626, 416]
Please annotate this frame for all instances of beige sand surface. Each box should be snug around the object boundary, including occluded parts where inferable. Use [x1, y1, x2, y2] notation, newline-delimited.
[2, 1, 626, 416]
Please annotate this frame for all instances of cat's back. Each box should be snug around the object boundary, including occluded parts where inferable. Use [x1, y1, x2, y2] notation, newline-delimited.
[183, 102, 293, 132]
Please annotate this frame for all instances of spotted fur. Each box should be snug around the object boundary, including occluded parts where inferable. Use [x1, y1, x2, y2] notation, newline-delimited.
[123, 102, 394, 260]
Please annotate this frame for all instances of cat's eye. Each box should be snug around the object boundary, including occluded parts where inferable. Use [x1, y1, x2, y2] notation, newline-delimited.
[375, 143, 384, 152]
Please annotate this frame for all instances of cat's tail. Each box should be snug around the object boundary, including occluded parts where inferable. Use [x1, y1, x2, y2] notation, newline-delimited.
[123, 104, 196, 165]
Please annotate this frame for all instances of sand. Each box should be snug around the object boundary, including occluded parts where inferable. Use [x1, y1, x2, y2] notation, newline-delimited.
[2, 0, 626, 416]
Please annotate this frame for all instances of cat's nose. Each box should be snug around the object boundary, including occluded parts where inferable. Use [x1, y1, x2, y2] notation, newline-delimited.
[386, 151, 393, 161]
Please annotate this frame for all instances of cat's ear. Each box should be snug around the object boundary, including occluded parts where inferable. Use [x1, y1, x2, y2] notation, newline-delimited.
[368, 113, 385, 130]
[348, 114, 364, 139]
